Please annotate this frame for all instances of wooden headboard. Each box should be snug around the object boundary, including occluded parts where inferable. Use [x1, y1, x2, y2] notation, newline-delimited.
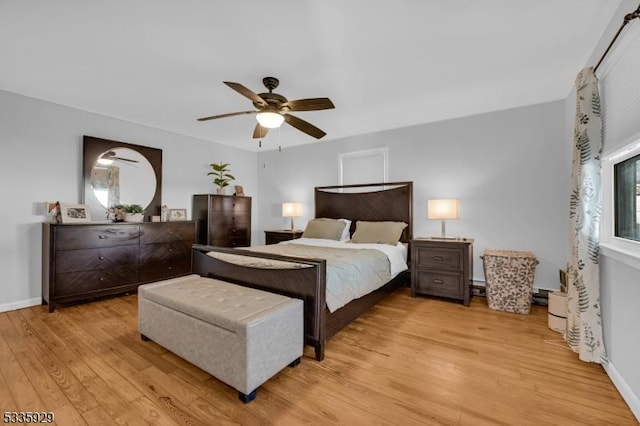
[314, 181, 413, 243]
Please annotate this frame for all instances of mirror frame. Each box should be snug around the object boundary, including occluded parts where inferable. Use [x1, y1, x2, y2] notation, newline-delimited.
[82, 135, 162, 220]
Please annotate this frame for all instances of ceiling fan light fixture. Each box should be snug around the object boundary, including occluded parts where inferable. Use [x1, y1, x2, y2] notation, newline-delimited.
[97, 157, 114, 165]
[256, 111, 284, 129]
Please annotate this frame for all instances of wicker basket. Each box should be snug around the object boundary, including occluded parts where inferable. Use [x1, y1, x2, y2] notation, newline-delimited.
[481, 250, 539, 314]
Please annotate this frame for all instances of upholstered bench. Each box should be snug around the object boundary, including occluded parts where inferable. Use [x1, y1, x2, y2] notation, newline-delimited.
[138, 274, 303, 402]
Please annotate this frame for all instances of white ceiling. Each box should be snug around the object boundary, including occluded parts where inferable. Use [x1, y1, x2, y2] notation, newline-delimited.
[0, 1, 622, 151]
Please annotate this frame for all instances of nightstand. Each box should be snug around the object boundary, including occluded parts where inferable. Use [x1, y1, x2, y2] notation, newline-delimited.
[264, 230, 303, 245]
[411, 238, 474, 306]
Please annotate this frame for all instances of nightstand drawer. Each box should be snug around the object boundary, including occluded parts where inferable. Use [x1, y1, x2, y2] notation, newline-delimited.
[414, 270, 463, 298]
[414, 246, 462, 270]
[264, 230, 303, 245]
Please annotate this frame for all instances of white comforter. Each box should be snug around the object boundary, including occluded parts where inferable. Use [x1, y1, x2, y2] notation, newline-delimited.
[279, 238, 408, 278]
[257, 238, 408, 312]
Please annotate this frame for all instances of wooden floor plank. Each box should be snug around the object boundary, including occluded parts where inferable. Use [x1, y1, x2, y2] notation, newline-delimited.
[0, 290, 635, 425]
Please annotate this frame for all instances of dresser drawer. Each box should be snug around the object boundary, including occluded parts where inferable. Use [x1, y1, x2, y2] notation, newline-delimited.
[140, 222, 195, 244]
[414, 270, 463, 299]
[139, 258, 191, 282]
[56, 246, 138, 273]
[210, 196, 251, 212]
[414, 246, 462, 270]
[55, 266, 138, 296]
[55, 225, 139, 250]
[139, 241, 192, 263]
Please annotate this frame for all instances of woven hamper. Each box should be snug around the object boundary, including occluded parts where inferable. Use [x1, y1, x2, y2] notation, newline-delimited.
[481, 250, 539, 314]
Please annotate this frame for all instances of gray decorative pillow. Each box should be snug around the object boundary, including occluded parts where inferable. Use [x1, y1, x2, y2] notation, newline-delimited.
[350, 221, 408, 245]
[302, 218, 346, 240]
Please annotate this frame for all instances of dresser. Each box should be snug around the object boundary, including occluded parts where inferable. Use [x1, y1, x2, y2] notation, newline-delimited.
[192, 194, 251, 247]
[410, 238, 474, 306]
[42, 221, 195, 312]
[264, 229, 303, 245]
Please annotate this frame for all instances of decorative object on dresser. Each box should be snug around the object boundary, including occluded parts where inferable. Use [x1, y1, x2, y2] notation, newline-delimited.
[168, 208, 188, 221]
[427, 199, 459, 239]
[265, 229, 303, 245]
[59, 203, 91, 224]
[208, 162, 235, 195]
[282, 202, 303, 231]
[83, 135, 162, 222]
[121, 204, 145, 222]
[192, 194, 251, 247]
[42, 221, 196, 312]
[411, 237, 474, 306]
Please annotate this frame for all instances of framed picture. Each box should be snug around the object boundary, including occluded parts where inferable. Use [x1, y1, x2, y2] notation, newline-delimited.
[168, 208, 187, 221]
[45, 201, 60, 223]
[59, 203, 92, 224]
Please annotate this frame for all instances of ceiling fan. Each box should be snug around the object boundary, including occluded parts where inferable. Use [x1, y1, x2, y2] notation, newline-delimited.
[197, 77, 335, 139]
[97, 151, 139, 165]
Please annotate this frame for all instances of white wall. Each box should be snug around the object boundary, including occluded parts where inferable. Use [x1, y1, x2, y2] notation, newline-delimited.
[0, 89, 258, 311]
[257, 100, 569, 290]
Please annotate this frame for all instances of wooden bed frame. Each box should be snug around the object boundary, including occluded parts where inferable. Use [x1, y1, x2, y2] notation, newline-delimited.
[191, 181, 413, 361]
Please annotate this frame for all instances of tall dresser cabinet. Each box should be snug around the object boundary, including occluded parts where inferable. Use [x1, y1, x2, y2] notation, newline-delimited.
[192, 194, 251, 247]
[42, 221, 195, 312]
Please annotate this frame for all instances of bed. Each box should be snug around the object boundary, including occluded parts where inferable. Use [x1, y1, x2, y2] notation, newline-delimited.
[191, 181, 413, 361]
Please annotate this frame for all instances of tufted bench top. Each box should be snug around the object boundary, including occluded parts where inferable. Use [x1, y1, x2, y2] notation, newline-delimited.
[139, 274, 295, 335]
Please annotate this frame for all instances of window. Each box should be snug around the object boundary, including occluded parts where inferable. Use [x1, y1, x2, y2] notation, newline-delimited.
[614, 153, 640, 241]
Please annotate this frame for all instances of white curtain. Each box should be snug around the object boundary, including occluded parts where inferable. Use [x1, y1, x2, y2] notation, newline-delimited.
[565, 67, 606, 363]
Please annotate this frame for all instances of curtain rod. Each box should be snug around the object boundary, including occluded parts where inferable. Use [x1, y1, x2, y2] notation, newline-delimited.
[594, 3, 640, 72]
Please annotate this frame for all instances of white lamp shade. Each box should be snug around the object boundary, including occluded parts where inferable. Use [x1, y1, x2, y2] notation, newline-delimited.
[282, 202, 303, 217]
[427, 199, 459, 220]
[256, 112, 285, 129]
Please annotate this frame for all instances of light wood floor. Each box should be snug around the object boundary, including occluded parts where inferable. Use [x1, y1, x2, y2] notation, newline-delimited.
[0, 289, 636, 425]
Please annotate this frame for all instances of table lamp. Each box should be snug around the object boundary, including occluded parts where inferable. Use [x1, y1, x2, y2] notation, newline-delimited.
[282, 202, 303, 231]
[427, 199, 459, 239]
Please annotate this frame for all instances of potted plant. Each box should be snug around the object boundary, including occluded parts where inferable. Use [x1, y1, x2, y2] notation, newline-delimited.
[208, 162, 235, 195]
[122, 204, 145, 222]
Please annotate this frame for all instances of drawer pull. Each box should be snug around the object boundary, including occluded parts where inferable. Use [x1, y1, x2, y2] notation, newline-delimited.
[433, 279, 444, 284]
[168, 249, 173, 252]
[432, 255, 444, 261]
[99, 256, 105, 260]
[99, 277, 105, 282]
[98, 235, 106, 239]
[167, 266, 173, 270]
[169, 231, 174, 235]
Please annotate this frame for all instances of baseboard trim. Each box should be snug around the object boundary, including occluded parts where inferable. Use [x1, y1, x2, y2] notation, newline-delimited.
[0, 298, 41, 313]
[603, 359, 640, 421]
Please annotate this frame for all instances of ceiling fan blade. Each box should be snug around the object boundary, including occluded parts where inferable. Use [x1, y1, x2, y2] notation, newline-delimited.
[113, 157, 138, 163]
[252, 123, 269, 139]
[197, 110, 257, 121]
[284, 114, 327, 139]
[281, 98, 335, 112]
[224, 81, 268, 107]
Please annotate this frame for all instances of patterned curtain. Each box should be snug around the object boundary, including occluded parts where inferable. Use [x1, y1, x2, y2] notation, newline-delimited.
[566, 68, 606, 363]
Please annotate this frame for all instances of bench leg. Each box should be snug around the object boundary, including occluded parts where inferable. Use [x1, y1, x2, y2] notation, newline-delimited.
[288, 357, 301, 368]
[140, 334, 150, 341]
[239, 389, 257, 403]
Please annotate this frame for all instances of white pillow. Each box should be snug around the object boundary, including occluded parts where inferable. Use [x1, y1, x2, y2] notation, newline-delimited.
[338, 219, 352, 241]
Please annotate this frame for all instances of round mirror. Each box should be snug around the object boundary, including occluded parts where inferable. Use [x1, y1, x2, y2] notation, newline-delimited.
[89, 147, 156, 212]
